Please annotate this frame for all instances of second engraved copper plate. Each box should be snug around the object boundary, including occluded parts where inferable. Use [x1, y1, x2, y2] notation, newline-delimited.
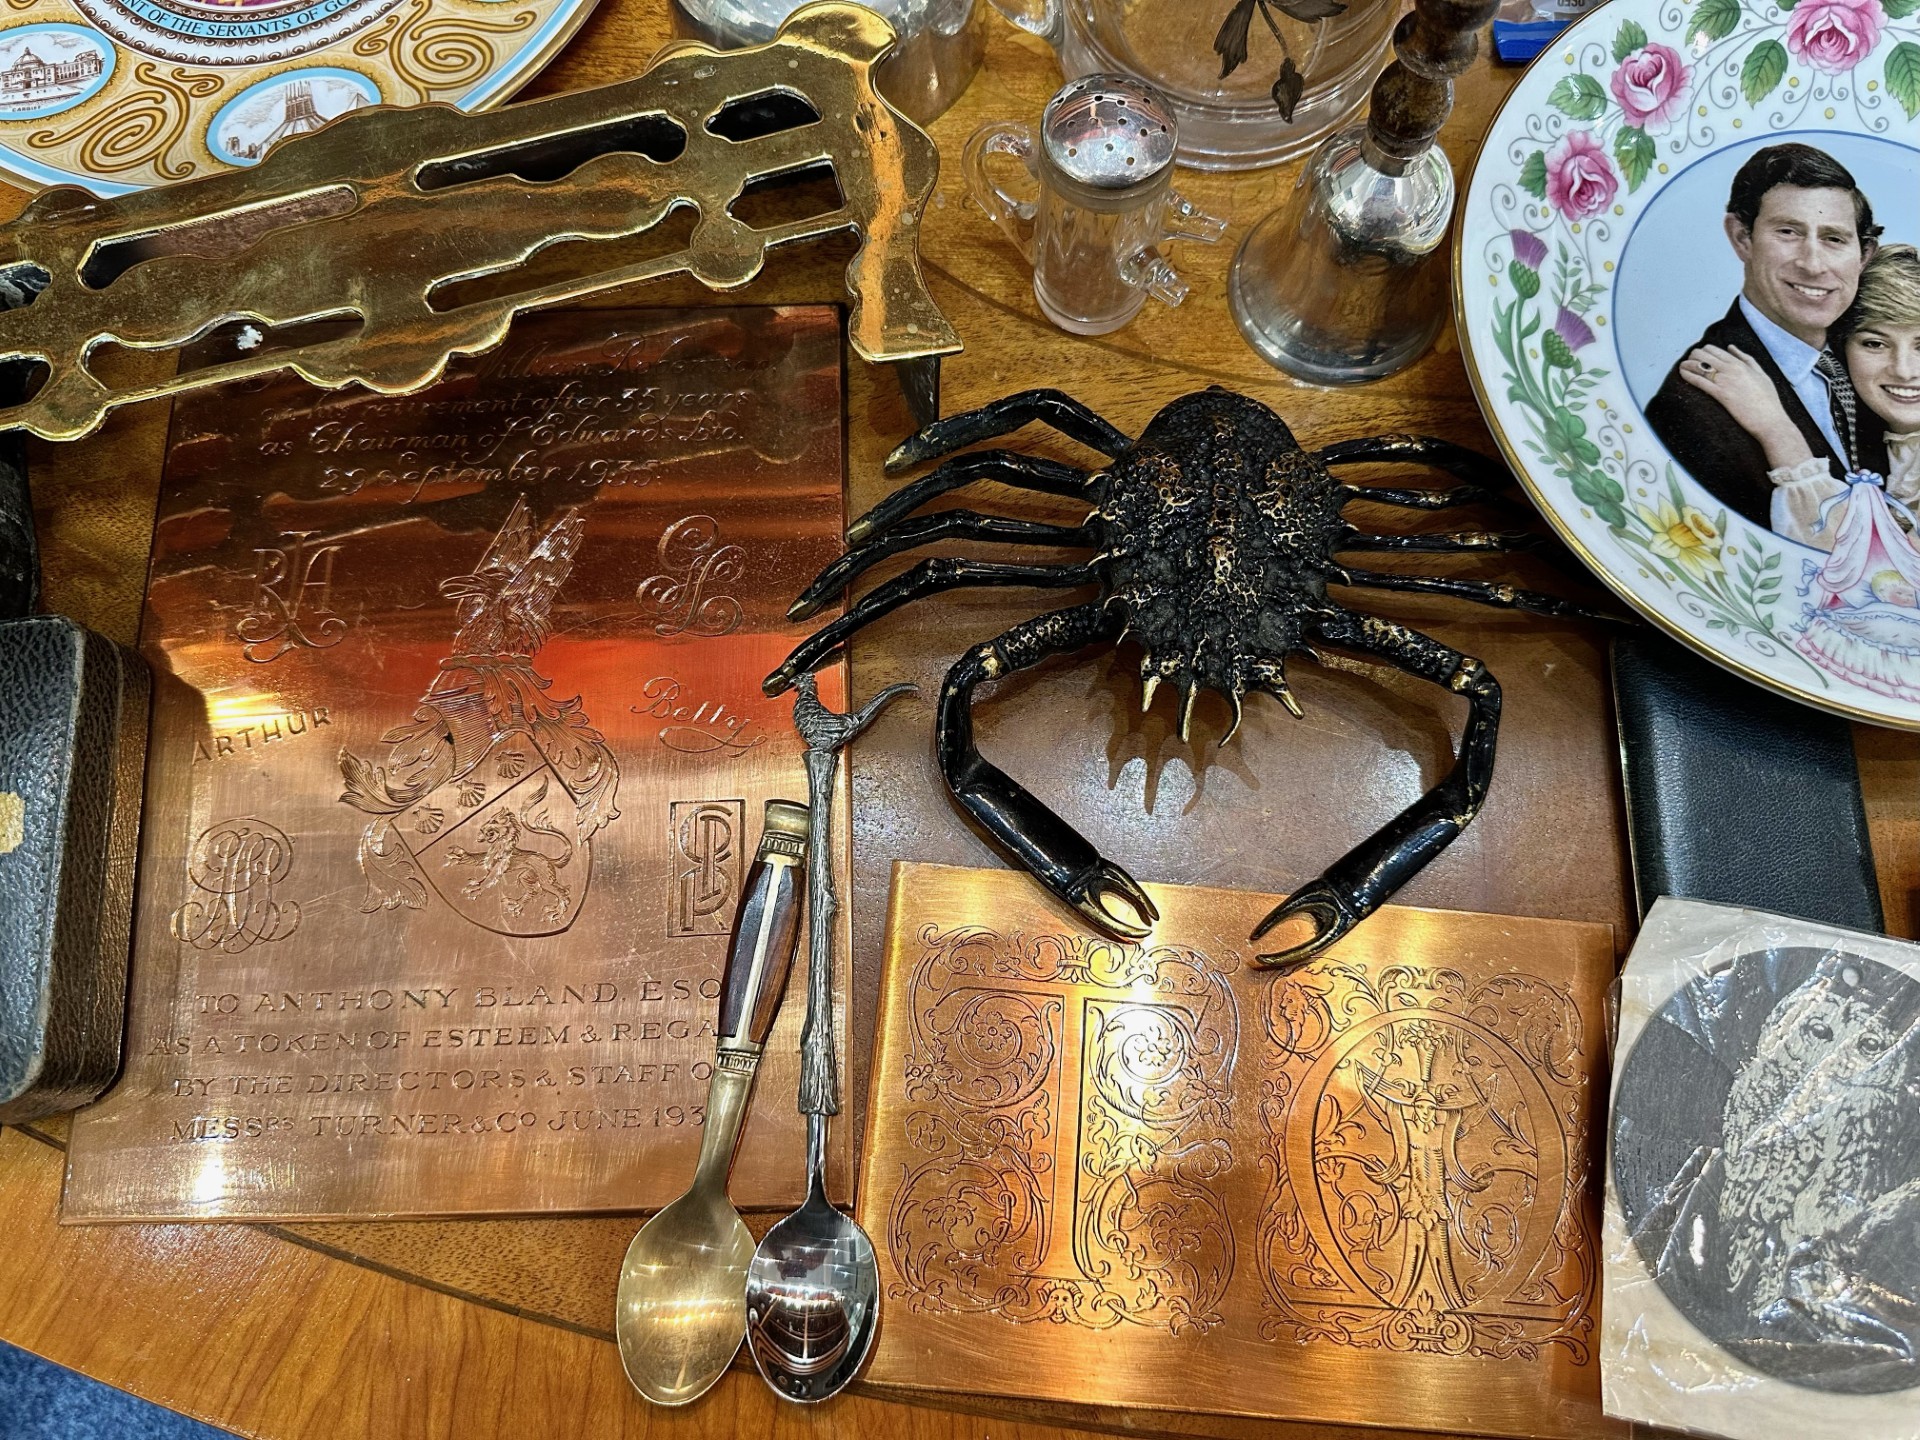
[861, 863, 1625, 1440]
[63, 305, 852, 1221]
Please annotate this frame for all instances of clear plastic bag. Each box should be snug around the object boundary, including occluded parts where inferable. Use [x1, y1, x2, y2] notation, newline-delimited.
[1604, 898, 1920, 1439]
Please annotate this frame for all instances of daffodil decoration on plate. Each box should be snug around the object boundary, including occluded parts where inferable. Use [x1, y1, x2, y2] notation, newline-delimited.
[1459, 0, 1920, 726]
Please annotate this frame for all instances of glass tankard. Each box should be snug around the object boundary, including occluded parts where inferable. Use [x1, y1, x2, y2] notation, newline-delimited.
[964, 76, 1225, 336]
[988, 0, 1396, 169]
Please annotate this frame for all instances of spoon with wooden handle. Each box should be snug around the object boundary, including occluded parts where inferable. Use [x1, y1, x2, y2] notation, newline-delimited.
[616, 799, 808, 1406]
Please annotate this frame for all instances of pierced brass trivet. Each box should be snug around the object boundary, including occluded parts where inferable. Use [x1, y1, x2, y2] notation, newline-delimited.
[0, 1, 959, 443]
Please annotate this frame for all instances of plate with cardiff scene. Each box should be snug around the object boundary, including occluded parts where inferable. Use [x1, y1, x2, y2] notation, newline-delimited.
[1458, 0, 1920, 725]
[0, 0, 599, 194]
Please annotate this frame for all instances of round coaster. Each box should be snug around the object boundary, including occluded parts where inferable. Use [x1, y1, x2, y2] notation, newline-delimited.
[0, 0, 599, 193]
[1612, 946, 1920, 1394]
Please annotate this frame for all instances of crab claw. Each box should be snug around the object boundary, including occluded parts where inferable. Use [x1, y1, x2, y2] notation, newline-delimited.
[1064, 860, 1158, 940]
[1249, 880, 1361, 969]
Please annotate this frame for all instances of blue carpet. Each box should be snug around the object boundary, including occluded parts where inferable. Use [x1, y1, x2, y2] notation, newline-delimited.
[0, 1342, 236, 1440]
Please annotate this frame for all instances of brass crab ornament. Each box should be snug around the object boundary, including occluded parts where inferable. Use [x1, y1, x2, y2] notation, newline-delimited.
[765, 387, 1610, 968]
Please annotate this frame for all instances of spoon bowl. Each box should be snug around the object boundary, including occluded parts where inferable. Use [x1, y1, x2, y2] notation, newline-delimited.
[741, 678, 908, 1405]
[744, 1178, 879, 1402]
[616, 1184, 756, 1405]
[614, 800, 811, 1407]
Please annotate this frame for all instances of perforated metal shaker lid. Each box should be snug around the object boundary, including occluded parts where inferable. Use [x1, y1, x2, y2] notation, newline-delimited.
[1040, 75, 1178, 190]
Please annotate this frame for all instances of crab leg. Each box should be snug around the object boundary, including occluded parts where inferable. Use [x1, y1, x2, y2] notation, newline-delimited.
[1334, 565, 1624, 624]
[1316, 434, 1518, 492]
[1337, 486, 1525, 512]
[886, 389, 1131, 472]
[1250, 611, 1500, 970]
[847, 451, 1097, 544]
[788, 511, 1094, 620]
[1337, 529, 1554, 555]
[938, 601, 1159, 939]
[764, 559, 1101, 694]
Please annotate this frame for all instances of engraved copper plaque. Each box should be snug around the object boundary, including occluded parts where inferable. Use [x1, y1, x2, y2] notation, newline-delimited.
[860, 863, 1625, 1440]
[63, 305, 852, 1221]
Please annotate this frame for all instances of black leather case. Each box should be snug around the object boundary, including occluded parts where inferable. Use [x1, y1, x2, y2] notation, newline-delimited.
[0, 424, 152, 1122]
[1611, 631, 1883, 933]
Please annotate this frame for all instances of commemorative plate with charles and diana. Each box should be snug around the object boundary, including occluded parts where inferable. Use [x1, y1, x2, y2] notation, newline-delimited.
[1457, 0, 1920, 726]
[0, 0, 600, 193]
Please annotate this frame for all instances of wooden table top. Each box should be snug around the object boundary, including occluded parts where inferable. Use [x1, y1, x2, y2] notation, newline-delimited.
[5, 2, 1919, 1437]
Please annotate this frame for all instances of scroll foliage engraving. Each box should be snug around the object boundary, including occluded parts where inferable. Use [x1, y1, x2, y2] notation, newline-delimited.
[350, 0, 540, 99]
[887, 925, 1239, 1333]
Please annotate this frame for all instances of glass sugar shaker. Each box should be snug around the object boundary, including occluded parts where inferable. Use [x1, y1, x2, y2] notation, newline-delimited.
[963, 75, 1226, 336]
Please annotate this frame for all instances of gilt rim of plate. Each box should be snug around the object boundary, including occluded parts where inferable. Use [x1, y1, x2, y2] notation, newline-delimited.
[0, 0, 599, 195]
[1456, 0, 1920, 729]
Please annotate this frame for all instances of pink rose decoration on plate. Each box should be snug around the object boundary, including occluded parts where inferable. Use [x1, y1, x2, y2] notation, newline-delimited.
[1787, 0, 1885, 73]
[1545, 131, 1619, 219]
[1610, 42, 1690, 132]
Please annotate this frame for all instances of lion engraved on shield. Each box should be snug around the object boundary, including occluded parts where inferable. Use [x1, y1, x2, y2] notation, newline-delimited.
[443, 778, 573, 923]
[338, 498, 619, 936]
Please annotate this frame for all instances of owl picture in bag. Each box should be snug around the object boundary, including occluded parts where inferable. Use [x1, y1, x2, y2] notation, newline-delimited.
[1614, 947, 1920, 1394]
[1720, 961, 1920, 1324]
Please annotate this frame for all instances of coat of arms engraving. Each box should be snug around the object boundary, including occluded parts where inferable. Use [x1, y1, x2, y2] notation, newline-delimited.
[338, 498, 620, 936]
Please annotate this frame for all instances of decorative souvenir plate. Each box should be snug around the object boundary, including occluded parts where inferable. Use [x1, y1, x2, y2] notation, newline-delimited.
[0, 0, 599, 193]
[1458, 0, 1920, 727]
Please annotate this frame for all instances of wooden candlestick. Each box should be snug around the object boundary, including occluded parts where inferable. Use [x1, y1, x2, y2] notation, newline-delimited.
[1366, 0, 1504, 170]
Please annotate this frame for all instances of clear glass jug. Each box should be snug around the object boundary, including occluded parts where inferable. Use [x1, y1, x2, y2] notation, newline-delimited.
[988, 0, 1397, 169]
[964, 76, 1225, 335]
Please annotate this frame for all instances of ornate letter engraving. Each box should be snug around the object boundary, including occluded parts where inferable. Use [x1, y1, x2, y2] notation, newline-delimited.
[634, 515, 745, 638]
[668, 798, 744, 936]
[235, 530, 347, 662]
[171, 819, 302, 953]
[887, 926, 1238, 1332]
[338, 497, 620, 936]
[1258, 963, 1596, 1360]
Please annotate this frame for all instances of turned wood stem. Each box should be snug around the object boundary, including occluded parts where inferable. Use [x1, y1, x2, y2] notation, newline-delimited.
[1364, 0, 1502, 170]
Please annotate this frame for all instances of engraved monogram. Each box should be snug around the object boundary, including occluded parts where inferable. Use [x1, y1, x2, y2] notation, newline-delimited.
[886, 925, 1238, 1333]
[171, 819, 302, 953]
[634, 515, 745, 638]
[338, 498, 620, 936]
[1257, 962, 1596, 1360]
[235, 530, 347, 662]
[668, 799, 744, 937]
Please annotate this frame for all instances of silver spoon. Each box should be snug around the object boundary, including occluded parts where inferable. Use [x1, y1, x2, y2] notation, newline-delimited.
[745, 676, 913, 1402]
[616, 799, 809, 1406]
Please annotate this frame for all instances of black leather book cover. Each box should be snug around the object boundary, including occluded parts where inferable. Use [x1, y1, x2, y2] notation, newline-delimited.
[1611, 631, 1883, 933]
